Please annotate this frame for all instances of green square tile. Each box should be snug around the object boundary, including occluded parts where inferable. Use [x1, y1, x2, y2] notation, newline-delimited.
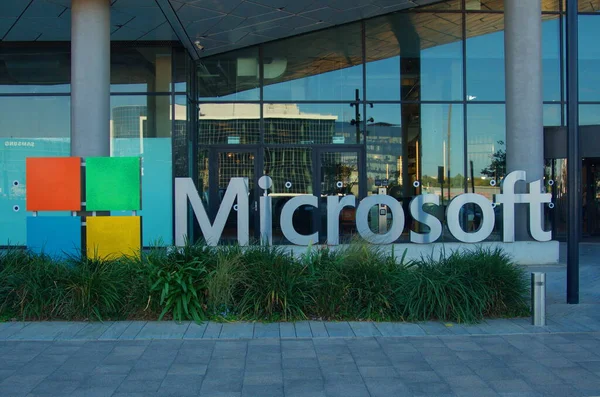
[85, 157, 141, 211]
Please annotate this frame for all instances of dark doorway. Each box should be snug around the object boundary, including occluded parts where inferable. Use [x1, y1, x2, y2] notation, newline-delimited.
[583, 158, 600, 236]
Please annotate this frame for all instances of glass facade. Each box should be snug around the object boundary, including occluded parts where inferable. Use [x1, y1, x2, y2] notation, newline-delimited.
[3, 0, 597, 246]
[0, 42, 192, 246]
[191, 0, 566, 244]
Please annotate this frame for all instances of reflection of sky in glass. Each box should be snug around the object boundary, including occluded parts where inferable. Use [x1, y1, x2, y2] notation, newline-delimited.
[580, 105, 600, 126]
[579, 16, 600, 101]
[0, 97, 70, 138]
[467, 104, 505, 178]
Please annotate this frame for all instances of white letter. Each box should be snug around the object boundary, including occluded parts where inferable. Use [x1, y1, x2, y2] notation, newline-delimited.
[528, 180, 552, 242]
[280, 195, 318, 245]
[356, 195, 404, 244]
[175, 177, 249, 246]
[326, 195, 356, 246]
[409, 194, 442, 244]
[446, 193, 495, 243]
[494, 170, 528, 242]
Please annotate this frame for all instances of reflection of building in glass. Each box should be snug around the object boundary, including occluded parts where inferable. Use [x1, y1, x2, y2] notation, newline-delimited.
[198, 104, 338, 193]
[110, 104, 188, 177]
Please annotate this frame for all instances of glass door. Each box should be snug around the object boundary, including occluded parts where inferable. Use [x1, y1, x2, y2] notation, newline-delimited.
[583, 158, 600, 236]
[208, 148, 259, 243]
[316, 148, 365, 244]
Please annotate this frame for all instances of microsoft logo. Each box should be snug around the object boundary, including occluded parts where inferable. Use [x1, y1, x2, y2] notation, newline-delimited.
[25, 157, 142, 259]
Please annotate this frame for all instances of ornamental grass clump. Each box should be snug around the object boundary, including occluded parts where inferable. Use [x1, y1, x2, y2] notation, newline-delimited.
[204, 244, 246, 317]
[305, 244, 409, 321]
[237, 246, 311, 321]
[0, 248, 69, 320]
[62, 254, 144, 321]
[400, 247, 529, 323]
[0, 242, 529, 324]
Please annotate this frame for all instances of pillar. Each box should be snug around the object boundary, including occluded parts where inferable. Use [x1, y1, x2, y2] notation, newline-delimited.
[504, 0, 543, 240]
[71, 0, 111, 157]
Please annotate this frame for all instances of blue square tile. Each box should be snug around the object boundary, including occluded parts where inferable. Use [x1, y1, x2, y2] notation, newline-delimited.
[27, 216, 82, 258]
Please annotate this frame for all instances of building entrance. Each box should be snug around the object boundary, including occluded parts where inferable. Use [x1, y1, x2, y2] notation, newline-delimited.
[583, 158, 600, 237]
[197, 145, 366, 244]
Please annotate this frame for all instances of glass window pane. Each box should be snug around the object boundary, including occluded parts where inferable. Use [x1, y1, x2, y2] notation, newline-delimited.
[110, 95, 173, 246]
[544, 104, 563, 126]
[580, 104, 600, 125]
[579, 15, 600, 101]
[199, 103, 259, 144]
[542, 17, 562, 102]
[263, 24, 363, 101]
[420, 104, 465, 203]
[0, 45, 70, 94]
[173, 95, 189, 178]
[0, 96, 70, 245]
[264, 147, 315, 245]
[579, 0, 600, 12]
[173, 47, 189, 93]
[198, 47, 259, 101]
[111, 46, 173, 93]
[366, 13, 463, 101]
[467, 104, 505, 196]
[366, 104, 402, 194]
[264, 103, 358, 145]
[466, 13, 505, 101]
[422, 0, 463, 10]
[467, 0, 561, 11]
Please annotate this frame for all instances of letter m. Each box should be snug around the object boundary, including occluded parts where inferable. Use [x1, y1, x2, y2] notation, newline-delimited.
[175, 177, 249, 246]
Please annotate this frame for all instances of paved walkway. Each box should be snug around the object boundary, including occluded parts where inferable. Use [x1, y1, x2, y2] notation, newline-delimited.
[1, 333, 600, 396]
[0, 243, 599, 396]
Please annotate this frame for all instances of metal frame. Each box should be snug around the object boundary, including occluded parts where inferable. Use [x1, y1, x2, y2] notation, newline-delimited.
[566, 0, 580, 304]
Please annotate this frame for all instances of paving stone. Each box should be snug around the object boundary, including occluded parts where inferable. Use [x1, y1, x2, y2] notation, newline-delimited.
[364, 378, 412, 397]
[308, 321, 328, 337]
[293, 321, 311, 338]
[30, 379, 81, 395]
[375, 322, 426, 336]
[489, 379, 534, 393]
[242, 383, 283, 397]
[202, 322, 223, 339]
[135, 322, 189, 340]
[253, 323, 279, 338]
[99, 322, 132, 340]
[357, 366, 398, 378]
[220, 322, 254, 339]
[323, 322, 354, 337]
[279, 323, 296, 338]
[348, 322, 382, 337]
[117, 322, 147, 340]
[184, 322, 208, 339]
[324, 380, 370, 397]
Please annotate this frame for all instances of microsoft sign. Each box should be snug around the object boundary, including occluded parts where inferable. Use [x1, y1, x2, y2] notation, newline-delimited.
[175, 171, 552, 246]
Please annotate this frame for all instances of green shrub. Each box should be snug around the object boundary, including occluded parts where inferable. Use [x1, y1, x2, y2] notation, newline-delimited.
[145, 243, 212, 322]
[0, 243, 529, 324]
[237, 246, 311, 321]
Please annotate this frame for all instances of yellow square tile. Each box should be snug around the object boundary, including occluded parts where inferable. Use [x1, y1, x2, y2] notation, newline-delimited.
[86, 216, 141, 259]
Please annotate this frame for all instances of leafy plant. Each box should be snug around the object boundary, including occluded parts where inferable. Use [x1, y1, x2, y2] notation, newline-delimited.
[145, 243, 211, 322]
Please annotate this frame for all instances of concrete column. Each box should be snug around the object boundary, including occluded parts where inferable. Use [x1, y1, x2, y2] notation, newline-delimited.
[504, 0, 543, 240]
[71, 0, 111, 157]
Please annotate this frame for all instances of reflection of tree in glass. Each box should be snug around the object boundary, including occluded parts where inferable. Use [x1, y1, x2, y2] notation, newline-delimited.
[326, 162, 358, 194]
[481, 140, 506, 182]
